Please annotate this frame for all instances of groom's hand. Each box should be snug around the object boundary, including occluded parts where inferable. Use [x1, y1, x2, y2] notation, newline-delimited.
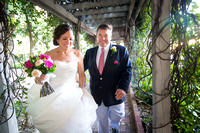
[115, 89, 126, 100]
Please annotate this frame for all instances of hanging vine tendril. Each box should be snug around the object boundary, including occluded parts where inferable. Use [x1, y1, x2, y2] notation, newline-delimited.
[132, 0, 200, 132]
[0, 1, 28, 130]
[0, 1, 13, 125]
[170, 0, 200, 131]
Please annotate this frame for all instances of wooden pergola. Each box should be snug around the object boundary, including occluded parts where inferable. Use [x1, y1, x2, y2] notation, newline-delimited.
[0, 0, 172, 132]
[28, 0, 145, 49]
[27, 0, 171, 132]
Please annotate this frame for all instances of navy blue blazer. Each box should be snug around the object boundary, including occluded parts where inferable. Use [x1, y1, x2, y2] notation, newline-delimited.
[84, 44, 132, 106]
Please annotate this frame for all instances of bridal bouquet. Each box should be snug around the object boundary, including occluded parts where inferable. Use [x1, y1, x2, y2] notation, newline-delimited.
[24, 54, 56, 97]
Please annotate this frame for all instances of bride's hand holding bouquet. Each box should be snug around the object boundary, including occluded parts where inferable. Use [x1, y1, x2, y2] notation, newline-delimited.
[24, 54, 56, 97]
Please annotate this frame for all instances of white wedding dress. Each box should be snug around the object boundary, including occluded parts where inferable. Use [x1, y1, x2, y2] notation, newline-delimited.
[26, 61, 97, 133]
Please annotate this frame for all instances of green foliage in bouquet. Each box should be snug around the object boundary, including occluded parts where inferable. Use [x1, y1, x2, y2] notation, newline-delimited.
[24, 54, 56, 77]
[24, 54, 56, 97]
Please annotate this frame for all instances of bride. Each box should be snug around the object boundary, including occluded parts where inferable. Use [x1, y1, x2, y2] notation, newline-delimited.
[26, 24, 97, 133]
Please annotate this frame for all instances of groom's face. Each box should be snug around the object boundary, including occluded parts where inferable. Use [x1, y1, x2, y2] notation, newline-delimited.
[96, 29, 112, 47]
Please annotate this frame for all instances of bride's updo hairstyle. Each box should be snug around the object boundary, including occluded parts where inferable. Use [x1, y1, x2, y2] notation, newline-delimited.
[53, 24, 72, 46]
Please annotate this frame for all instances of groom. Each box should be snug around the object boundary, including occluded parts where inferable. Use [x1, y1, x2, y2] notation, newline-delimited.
[84, 24, 132, 133]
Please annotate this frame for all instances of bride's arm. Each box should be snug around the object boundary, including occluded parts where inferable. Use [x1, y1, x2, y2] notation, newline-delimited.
[77, 50, 86, 90]
[35, 74, 47, 84]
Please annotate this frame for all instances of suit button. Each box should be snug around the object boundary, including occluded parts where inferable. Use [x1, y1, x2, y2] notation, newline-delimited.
[100, 78, 102, 80]
[100, 87, 101, 88]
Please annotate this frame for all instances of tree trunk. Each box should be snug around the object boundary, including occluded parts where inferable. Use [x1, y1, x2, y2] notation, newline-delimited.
[25, 14, 35, 56]
[152, 0, 171, 132]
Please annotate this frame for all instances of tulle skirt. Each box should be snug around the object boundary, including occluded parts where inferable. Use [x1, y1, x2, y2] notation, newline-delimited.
[27, 82, 97, 133]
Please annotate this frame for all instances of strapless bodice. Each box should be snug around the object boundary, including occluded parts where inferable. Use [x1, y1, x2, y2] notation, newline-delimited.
[49, 61, 78, 88]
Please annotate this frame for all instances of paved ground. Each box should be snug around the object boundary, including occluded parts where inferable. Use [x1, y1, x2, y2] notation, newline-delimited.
[118, 99, 133, 133]
[93, 99, 134, 133]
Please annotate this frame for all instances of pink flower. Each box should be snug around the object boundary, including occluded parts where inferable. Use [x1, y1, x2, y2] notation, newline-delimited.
[39, 54, 50, 60]
[47, 58, 54, 63]
[44, 60, 53, 68]
[25, 60, 34, 68]
[114, 60, 118, 64]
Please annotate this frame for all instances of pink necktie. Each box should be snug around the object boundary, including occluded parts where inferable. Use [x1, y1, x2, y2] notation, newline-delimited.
[98, 48, 104, 75]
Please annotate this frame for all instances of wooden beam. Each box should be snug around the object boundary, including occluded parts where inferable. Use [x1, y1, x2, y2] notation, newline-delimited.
[132, 0, 146, 23]
[112, 28, 125, 41]
[28, 0, 96, 36]
[85, 19, 126, 27]
[73, 5, 128, 16]
[86, 26, 126, 42]
[62, 0, 130, 10]
[127, 0, 136, 21]
[87, 23, 126, 29]
[125, 0, 136, 38]
[86, 27, 126, 33]
[84, 17, 126, 25]
[82, 12, 127, 20]
[113, 27, 125, 37]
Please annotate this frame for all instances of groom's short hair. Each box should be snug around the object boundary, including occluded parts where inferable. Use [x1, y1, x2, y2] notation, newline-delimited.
[97, 24, 113, 32]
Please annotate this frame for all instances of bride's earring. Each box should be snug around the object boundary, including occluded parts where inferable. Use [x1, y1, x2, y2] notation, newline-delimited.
[57, 41, 59, 44]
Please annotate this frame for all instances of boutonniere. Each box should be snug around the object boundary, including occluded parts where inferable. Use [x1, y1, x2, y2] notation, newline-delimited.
[110, 46, 117, 56]
[114, 60, 118, 64]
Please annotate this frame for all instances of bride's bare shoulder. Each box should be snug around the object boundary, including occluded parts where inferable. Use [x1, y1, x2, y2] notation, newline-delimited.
[72, 49, 82, 58]
[45, 48, 58, 56]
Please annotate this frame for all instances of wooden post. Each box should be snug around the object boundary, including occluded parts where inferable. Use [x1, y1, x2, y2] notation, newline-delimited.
[74, 21, 81, 50]
[151, 0, 171, 132]
[129, 24, 136, 55]
[124, 31, 130, 48]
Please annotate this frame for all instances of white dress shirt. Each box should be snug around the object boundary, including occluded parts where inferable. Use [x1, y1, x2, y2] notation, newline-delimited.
[96, 44, 110, 68]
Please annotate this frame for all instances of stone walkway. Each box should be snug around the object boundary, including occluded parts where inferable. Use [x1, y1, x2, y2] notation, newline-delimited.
[93, 99, 134, 133]
[118, 99, 133, 133]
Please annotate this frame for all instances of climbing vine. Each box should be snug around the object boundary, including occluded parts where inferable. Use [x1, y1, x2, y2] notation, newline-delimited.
[0, 0, 26, 129]
[1, 0, 95, 131]
[0, 0, 65, 131]
[170, 0, 200, 131]
[1, 0, 200, 132]
[132, 0, 200, 132]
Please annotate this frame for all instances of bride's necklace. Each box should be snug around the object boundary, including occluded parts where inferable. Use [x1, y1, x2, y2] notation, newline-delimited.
[57, 49, 71, 55]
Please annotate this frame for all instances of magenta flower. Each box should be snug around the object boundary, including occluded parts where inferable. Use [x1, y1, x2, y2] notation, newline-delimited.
[44, 60, 53, 68]
[25, 60, 34, 68]
[39, 54, 50, 60]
